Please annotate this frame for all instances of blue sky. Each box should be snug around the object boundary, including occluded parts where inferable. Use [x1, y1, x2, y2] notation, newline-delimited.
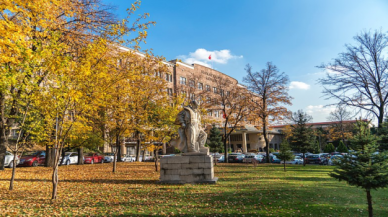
[104, 0, 388, 123]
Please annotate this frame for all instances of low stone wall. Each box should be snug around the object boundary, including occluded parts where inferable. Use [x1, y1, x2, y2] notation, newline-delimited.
[160, 155, 217, 184]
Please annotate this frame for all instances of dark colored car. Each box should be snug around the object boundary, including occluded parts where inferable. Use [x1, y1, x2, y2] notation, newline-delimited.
[84, 153, 104, 164]
[228, 153, 245, 163]
[305, 154, 328, 165]
[18, 151, 46, 167]
[270, 155, 281, 163]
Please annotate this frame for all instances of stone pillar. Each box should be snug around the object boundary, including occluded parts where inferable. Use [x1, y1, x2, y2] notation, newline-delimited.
[242, 132, 247, 153]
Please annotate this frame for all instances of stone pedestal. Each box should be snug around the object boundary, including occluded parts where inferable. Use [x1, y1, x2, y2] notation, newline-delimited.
[160, 155, 218, 184]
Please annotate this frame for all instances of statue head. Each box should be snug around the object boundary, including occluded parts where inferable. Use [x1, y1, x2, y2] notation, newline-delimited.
[189, 100, 198, 110]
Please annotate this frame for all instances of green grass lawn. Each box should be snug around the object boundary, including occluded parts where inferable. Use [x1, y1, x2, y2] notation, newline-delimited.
[0, 163, 387, 216]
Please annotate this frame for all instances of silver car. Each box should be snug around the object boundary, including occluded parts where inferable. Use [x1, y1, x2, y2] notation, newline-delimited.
[5, 151, 20, 168]
[60, 152, 79, 165]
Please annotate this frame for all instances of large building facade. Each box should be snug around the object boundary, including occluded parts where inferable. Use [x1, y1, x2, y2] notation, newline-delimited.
[103, 57, 282, 155]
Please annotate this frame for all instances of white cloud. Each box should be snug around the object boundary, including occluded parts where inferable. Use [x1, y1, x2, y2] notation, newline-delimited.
[289, 81, 311, 90]
[306, 105, 336, 119]
[177, 48, 243, 68]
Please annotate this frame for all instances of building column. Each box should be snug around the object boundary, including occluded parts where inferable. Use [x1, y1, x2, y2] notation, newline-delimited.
[242, 132, 247, 153]
[162, 143, 166, 155]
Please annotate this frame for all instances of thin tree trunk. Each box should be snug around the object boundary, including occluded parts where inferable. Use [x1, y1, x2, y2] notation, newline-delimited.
[52, 165, 58, 199]
[136, 131, 141, 162]
[154, 149, 158, 172]
[113, 147, 117, 173]
[77, 147, 84, 165]
[116, 134, 122, 162]
[0, 93, 6, 170]
[9, 156, 17, 190]
[263, 121, 270, 163]
[142, 148, 145, 162]
[366, 190, 373, 217]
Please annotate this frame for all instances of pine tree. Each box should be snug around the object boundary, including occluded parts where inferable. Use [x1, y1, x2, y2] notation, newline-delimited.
[336, 140, 348, 153]
[377, 117, 388, 151]
[277, 140, 294, 172]
[324, 143, 335, 153]
[207, 124, 223, 153]
[330, 120, 388, 217]
[289, 110, 314, 166]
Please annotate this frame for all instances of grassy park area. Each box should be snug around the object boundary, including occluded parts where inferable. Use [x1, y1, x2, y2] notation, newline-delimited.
[1, 163, 387, 216]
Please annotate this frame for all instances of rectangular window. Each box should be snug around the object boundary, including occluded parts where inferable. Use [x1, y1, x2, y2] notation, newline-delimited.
[207, 110, 212, 116]
[227, 91, 230, 96]
[207, 97, 211, 103]
[167, 88, 173, 96]
[213, 87, 217, 93]
[206, 85, 210, 91]
[198, 82, 203, 90]
[220, 89, 224, 96]
[215, 110, 219, 118]
[180, 77, 186, 85]
[155, 71, 161, 77]
[189, 80, 195, 87]
[190, 93, 195, 100]
[166, 74, 172, 82]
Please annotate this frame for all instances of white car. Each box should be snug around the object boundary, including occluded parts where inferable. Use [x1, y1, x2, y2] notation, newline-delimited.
[284, 156, 304, 165]
[60, 152, 79, 165]
[104, 153, 115, 163]
[5, 151, 20, 168]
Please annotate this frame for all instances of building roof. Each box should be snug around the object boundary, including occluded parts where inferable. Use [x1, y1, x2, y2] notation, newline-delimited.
[271, 119, 369, 128]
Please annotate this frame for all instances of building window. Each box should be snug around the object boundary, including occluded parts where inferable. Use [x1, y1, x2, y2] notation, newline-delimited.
[167, 88, 173, 96]
[227, 91, 230, 96]
[126, 146, 135, 155]
[189, 80, 195, 87]
[207, 97, 211, 103]
[180, 77, 186, 85]
[246, 134, 250, 141]
[220, 89, 224, 96]
[198, 82, 203, 90]
[214, 110, 219, 118]
[207, 110, 212, 116]
[166, 74, 172, 82]
[206, 85, 210, 91]
[213, 87, 217, 93]
[230, 134, 242, 141]
[190, 93, 195, 100]
[213, 98, 218, 105]
[155, 71, 161, 77]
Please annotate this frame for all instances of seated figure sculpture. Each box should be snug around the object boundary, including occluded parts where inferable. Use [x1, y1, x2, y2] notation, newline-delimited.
[173, 101, 208, 155]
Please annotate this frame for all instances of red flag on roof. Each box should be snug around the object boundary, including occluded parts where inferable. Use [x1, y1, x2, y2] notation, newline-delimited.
[208, 55, 211, 60]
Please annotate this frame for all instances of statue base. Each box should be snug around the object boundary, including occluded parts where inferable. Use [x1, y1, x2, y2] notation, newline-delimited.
[159, 155, 218, 184]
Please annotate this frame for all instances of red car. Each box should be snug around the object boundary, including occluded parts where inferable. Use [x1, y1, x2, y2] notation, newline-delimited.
[18, 151, 46, 167]
[84, 153, 104, 164]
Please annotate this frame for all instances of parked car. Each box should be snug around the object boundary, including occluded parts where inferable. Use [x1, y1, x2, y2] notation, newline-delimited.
[18, 151, 46, 167]
[103, 153, 115, 163]
[270, 155, 281, 163]
[60, 152, 79, 165]
[228, 153, 245, 163]
[217, 155, 225, 163]
[84, 153, 104, 164]
[122, 154, 136, 162]
[284, 156, 304, 164]
[243, 155, 264, 163]
[4, 151, 20, 168]
[305, 154, 328, 165]
[328, 155, 344, 165]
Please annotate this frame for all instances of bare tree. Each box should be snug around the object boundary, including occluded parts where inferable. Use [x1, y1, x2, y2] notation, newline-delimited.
[243, 62, 292, 163]
[318, 30, 388, 128]
[327, 105, 354, 145]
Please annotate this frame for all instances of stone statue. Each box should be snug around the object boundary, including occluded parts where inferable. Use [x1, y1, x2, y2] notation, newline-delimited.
[173, 101, 208, 155]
